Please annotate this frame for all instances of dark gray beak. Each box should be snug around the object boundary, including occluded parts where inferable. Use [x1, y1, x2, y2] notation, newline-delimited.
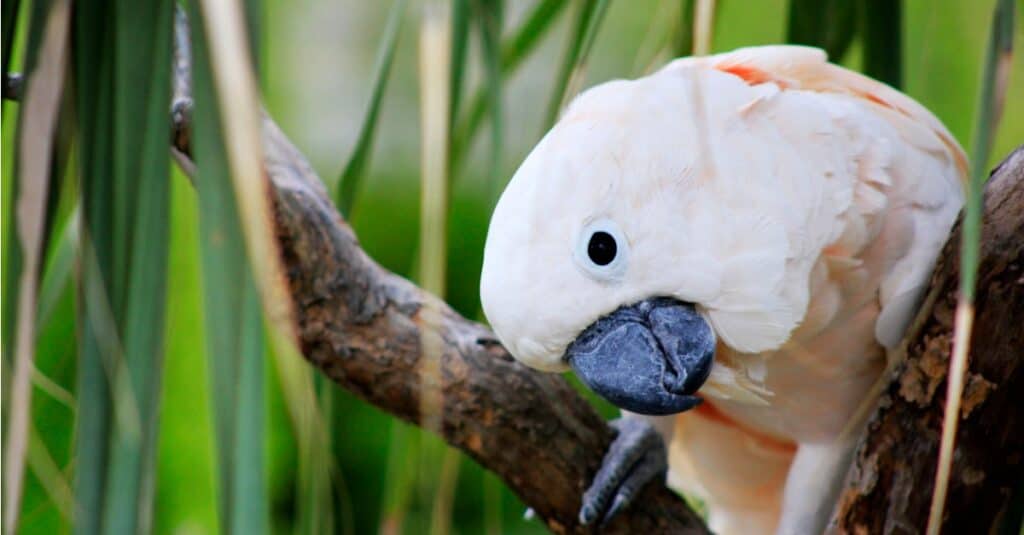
[565, 297, 714, 415]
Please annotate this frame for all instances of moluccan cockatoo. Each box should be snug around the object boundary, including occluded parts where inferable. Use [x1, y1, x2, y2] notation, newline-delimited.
[479, 46, 966, 534]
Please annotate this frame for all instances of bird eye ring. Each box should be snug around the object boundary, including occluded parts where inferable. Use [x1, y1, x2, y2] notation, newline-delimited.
[574, 218, 629, 281]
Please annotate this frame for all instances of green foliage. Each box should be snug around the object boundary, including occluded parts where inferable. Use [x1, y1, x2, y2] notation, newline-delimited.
[787, 0, 857, 62]
[542, 0, 611, 131]
[188, 2, 269, 532]
[334, 0, 407, 216]
[961, 0, 1014, 301]
[70, 0, 175, 533]
[859, 0, 903, 88]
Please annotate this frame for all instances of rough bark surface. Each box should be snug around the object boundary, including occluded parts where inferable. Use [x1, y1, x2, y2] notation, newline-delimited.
[831, 146, 1024, 534]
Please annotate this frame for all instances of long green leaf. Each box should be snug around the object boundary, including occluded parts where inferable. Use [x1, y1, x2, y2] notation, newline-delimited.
[541, 0, 611, 132]
[786, 0, 857, 62]
[71, 0, 115, 530]
[186, 3, 269, 533]
[449, 0, 567, 174]
[449, 0, 471, 131]
[2, 0, 22, 93]
[334, 0, 407, 216]
[70, 0, 174, 532]
[860, 0, 902, 88]
[475, 0, 503, 201]
[3, 0, 70, 530]
[674, 0, 696, 58]
[927, 0, 1015, 533]
[98, 1, 175, 532]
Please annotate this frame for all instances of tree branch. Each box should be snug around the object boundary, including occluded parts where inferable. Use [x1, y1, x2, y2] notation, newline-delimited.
[832, 146, 1024, 533]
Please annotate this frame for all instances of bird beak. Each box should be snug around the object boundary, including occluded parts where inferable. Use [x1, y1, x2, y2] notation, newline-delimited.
[564, 297, 714, 415]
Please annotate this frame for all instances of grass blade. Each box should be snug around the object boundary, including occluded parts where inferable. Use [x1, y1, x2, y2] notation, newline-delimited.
[860, 0, 902, 88]
[541, 0, 611, 131]
[334, 0, 407, 216]
[98, 1, 175, 532]
[417, 4, 462, 533]
[186, 3, 269, 532]
[69, 0, 175, 532]
[26, 426, 73, 520]
[927, 1, 1015, 533]
[69, 0, 116, 532]
[418, 0, 450, 302]
[674, 0, 696, 58]
[449, 0, 567, 171]
[693, 0, 716, 56]
[449, 0, 471, 131]
[37, 206, 77, 328]
[3, 1, 70, 530]
[2, 0, 22, 93]
[190, 3, 337, 532]
[786, 0, 856, 62]
[632, 0, 700, 76]
[475, 0, 503, 201]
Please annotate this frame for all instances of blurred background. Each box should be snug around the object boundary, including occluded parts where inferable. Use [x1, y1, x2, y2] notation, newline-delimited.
[3, 0, 1022, 534]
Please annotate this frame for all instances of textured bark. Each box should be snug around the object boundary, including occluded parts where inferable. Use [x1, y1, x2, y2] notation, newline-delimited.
[832, 146, 1024, 534]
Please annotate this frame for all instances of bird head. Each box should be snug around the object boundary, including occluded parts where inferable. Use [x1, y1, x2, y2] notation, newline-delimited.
[480, 62, 804, 415]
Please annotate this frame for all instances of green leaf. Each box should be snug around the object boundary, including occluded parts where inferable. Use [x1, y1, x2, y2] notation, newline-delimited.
[859, 0, 902, 88]
[786, 0, 857, 62]
[449, 0, 567, 174]
[70, 1, 116, 532]
[186, 3, 269, 533]
[4, 0, 71, 529]
[674, 0, 696, 58]
[334, 0, 407, 216]
[928, 1, 1014, 532]
[961, 0, 1013, 302]
[449, 0, 471, 131]
[67, 0, 175, 533]
[541, 0, 611, 132]
[2, 0, 22, 87]
[474, 0, 503, 201]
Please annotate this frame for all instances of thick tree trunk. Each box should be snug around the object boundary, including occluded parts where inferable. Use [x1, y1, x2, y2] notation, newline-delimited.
[831, 146, 1024, 534]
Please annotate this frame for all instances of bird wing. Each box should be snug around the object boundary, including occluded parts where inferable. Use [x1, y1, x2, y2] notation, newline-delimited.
[659, 46, 966, 405]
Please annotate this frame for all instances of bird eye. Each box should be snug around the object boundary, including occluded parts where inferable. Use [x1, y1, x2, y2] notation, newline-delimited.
[574, 218, 628, 281]
[587, 231, 617, 266]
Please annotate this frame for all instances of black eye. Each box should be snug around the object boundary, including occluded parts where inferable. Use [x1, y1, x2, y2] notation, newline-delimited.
[587, 231, 617, 266]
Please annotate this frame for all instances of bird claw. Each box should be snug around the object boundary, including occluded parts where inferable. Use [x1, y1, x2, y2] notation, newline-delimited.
[579, 418, 668, 526]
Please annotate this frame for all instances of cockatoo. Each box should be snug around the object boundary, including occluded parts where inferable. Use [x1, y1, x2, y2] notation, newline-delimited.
[480, 46, 966, 534]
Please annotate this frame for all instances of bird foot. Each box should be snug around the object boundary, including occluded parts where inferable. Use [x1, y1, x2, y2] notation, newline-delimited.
[579, 417, 668, 526]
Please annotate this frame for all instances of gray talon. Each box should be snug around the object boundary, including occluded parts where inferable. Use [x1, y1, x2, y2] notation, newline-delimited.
[579, 418, 668, 526]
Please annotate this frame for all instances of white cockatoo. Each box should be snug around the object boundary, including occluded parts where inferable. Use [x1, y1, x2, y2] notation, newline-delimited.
[480, 46, 966, 534]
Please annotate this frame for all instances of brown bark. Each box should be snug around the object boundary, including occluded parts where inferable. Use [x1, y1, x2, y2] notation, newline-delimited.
[832, 146, 1024, 534]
